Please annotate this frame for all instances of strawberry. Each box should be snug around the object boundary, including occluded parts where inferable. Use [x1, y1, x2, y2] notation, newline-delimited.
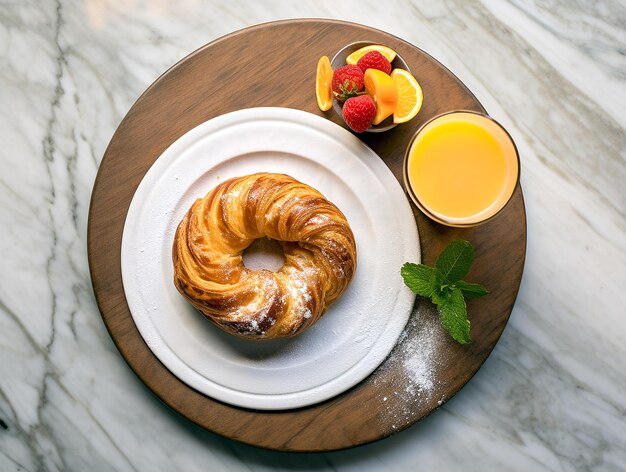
[332, 65, 364, 102]
[342, 95, 377, 133]
[357, 51, 392, 75]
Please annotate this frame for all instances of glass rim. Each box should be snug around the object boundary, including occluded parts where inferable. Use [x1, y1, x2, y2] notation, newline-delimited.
[403, 110, 521, 227]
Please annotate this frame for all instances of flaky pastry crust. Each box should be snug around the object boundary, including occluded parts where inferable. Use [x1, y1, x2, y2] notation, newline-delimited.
[172, 173, 356, 339]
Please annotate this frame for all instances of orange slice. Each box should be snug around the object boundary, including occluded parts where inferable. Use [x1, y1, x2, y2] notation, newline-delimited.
[391, 69, 423, 124]
[364, 69, 398, 125]
[315, 56, 333, 111]
[346, 45, 397, 65]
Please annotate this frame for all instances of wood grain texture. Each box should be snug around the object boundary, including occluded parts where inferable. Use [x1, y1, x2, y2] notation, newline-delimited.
[87, 19, 526, 452]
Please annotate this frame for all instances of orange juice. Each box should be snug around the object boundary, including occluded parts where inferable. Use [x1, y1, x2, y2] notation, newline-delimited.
[404, 111, 519, 226]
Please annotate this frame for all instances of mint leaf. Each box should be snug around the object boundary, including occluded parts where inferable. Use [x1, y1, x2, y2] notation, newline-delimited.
[401, 263, 437, 297]
[435, 240, 474, 283]
[436, 288, 471, 344]
[401, 239, 484, 345]
[454, 280, 488, 299]
[431, 285, 448, 306]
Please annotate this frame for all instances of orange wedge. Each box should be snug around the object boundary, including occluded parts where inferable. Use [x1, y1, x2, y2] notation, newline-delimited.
[346, 45, 397, 65]
[364, 69, 398, 125]
[316, 56, 333, 111]
[391, 69, 423, 124]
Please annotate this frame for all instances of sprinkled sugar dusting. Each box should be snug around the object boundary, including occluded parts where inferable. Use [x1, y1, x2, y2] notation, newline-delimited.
[289, 277, 312, 303]
[231, 276, 279, 335]
[231, 265, 318, 335]
[284, 270, 314, 319]
[308, 215, 330, 225]
[372, 303, 448, 429]
[402, 339, 435, 392]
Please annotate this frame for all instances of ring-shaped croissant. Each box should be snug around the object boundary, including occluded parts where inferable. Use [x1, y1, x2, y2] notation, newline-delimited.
[172, 173, 357, 339]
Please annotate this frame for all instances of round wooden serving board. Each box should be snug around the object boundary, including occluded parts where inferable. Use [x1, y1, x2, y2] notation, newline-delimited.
[88, 19, 526, 452]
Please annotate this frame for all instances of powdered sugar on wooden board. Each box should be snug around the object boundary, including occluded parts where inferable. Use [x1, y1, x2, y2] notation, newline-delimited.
[372, 301, 450, 429]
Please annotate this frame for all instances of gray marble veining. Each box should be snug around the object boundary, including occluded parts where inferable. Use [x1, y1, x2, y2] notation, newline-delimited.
[1, 0, 625, 470]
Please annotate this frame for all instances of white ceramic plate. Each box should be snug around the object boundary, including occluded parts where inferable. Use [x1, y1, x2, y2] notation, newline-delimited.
[121, 107, 419, 410]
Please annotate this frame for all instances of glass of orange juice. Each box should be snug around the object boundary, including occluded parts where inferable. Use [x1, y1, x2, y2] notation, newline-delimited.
[403, 111, 520, 227]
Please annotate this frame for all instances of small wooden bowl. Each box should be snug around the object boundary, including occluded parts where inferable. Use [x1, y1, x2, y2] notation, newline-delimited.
[331, 41, 410, 133]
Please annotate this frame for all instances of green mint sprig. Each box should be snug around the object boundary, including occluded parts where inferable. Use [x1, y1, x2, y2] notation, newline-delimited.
[401, 240, 488, 345]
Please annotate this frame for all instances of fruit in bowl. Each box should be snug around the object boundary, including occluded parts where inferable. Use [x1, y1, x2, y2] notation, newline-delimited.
[315, 56, 333, 111]
[315, 43, 423, 133]
[332, 65, 365, 102]
[364, 68, 397, 125]
[357, 50, 392, 75]
[346, 44, 397, 65]
[342, 95, 377, 133]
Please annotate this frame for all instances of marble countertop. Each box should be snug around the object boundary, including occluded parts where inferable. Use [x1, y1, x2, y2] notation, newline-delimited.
[1, 1, 625, 470]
